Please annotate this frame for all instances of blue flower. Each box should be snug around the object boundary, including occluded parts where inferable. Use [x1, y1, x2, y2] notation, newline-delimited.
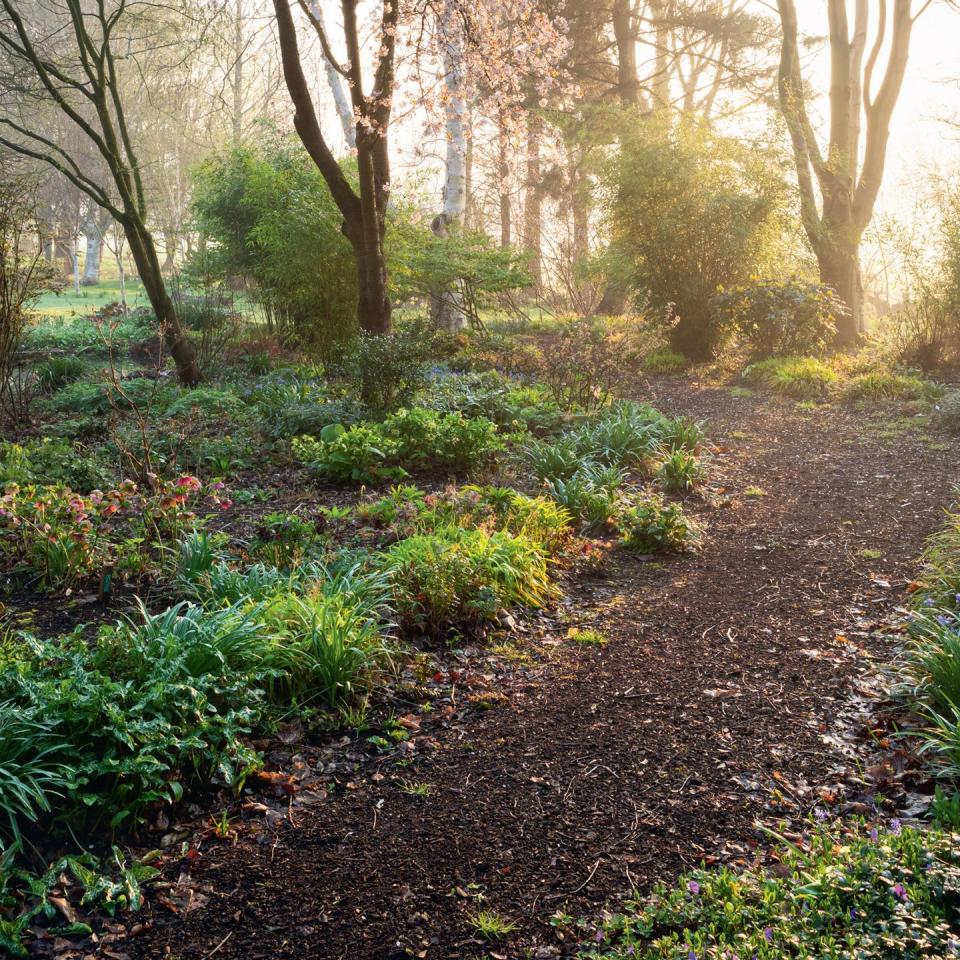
[923, 597, 936, 607]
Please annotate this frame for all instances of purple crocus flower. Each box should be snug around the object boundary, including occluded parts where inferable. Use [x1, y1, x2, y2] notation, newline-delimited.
[814, 807, 828, 821]
[688, 880, 701, 895]
[923, 597, 937, 607]
[764, 927, 773, 942]
[938, 614, 954, 627]
[870, 827, 879, 842]
[892, 883, 908, 902]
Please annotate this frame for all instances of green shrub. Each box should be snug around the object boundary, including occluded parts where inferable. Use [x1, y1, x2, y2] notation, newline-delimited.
[48, 377, 170, 417]
[376, 485, 573, 558]
[198, 562, 295, 604]
[294, 409, 501, 485]
[190, 137, 357, 354]
[744, 357, 837, 399]
[0, 619, 264, 838]
[243, 372, 364, 439]
[713, 278, 841, 360]
[422, 371, 564, 435]
[844, 371, 939, 402]
[0, 439, 113, 493]
[249, 512, 322, 569]
[341, 323, 450, 413]
[0, 476, 210, 591]
[619, 495, 695, 553]
[580, 822, 960, 960]
[571, 408, 662, 470]
[381, 526, 552, 633]
[293, 425, 404, 486]
[523, 436, 584, 483]
[656, 449, 706, 494]
[481, 489, 574, 556]
[609, 118, 786, 360]
[176, 529, 231, 583]
[526, 317, 637, 411]
[163, 386, 246, 420]
[901, 609, 960, 717]
[658, 416, 705, 454]
[914, 508, 960, 608]
[34, 356, 86, 392]
[544, 465, 625, 534]
[383, 408, 501, 473]
[935, 390, 960, 433]
[525, 403, 703, 484]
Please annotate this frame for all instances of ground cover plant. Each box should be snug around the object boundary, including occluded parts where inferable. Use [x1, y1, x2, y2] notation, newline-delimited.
[578, 822, 960, 960]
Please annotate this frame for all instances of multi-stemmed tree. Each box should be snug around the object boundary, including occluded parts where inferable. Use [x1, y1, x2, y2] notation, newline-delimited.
[776, 0, 923, 344]
[0, 0, 200, 384]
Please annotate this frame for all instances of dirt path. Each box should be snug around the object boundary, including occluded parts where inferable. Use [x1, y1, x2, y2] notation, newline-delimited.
[125, 384, 959, 960]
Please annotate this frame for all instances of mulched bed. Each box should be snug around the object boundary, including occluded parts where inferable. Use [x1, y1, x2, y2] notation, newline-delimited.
[39, 381, 960, 960]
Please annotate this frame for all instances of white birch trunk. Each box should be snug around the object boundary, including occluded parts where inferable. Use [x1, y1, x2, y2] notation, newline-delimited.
[432, 0, 468, 331]
[308, 0, 356, 151]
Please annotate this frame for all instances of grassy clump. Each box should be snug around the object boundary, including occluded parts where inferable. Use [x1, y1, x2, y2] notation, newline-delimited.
[898, 506, 960, 777]
[743, 357, 837, 400]
[579, 822, 960, 960]
[843, 371, 939, 402]
[380, 526, 552, 634]
[520, 401, 704, 547]
[642, 348, 688, 374]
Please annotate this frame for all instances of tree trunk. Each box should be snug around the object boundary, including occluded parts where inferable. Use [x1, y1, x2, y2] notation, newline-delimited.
[432, 0, 468, 333]
[309, 0, 356, 151]
[82, 217, 104, 285]
[650, 0, 671, 110]
[612, 0, 639, 107]
[351, 141, 391, 336]
[498, 120, 511, 249]
[71, 238, 80, 294]
[125, 218, 200, 384]
[524, 114, 543, 287]
[817, 244, 862, 346]
[775, 0, 916, 345]
[161, 231, 177, 273]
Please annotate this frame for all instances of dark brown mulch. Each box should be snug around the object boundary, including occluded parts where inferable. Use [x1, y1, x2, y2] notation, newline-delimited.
[114, 383, 957, 960]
